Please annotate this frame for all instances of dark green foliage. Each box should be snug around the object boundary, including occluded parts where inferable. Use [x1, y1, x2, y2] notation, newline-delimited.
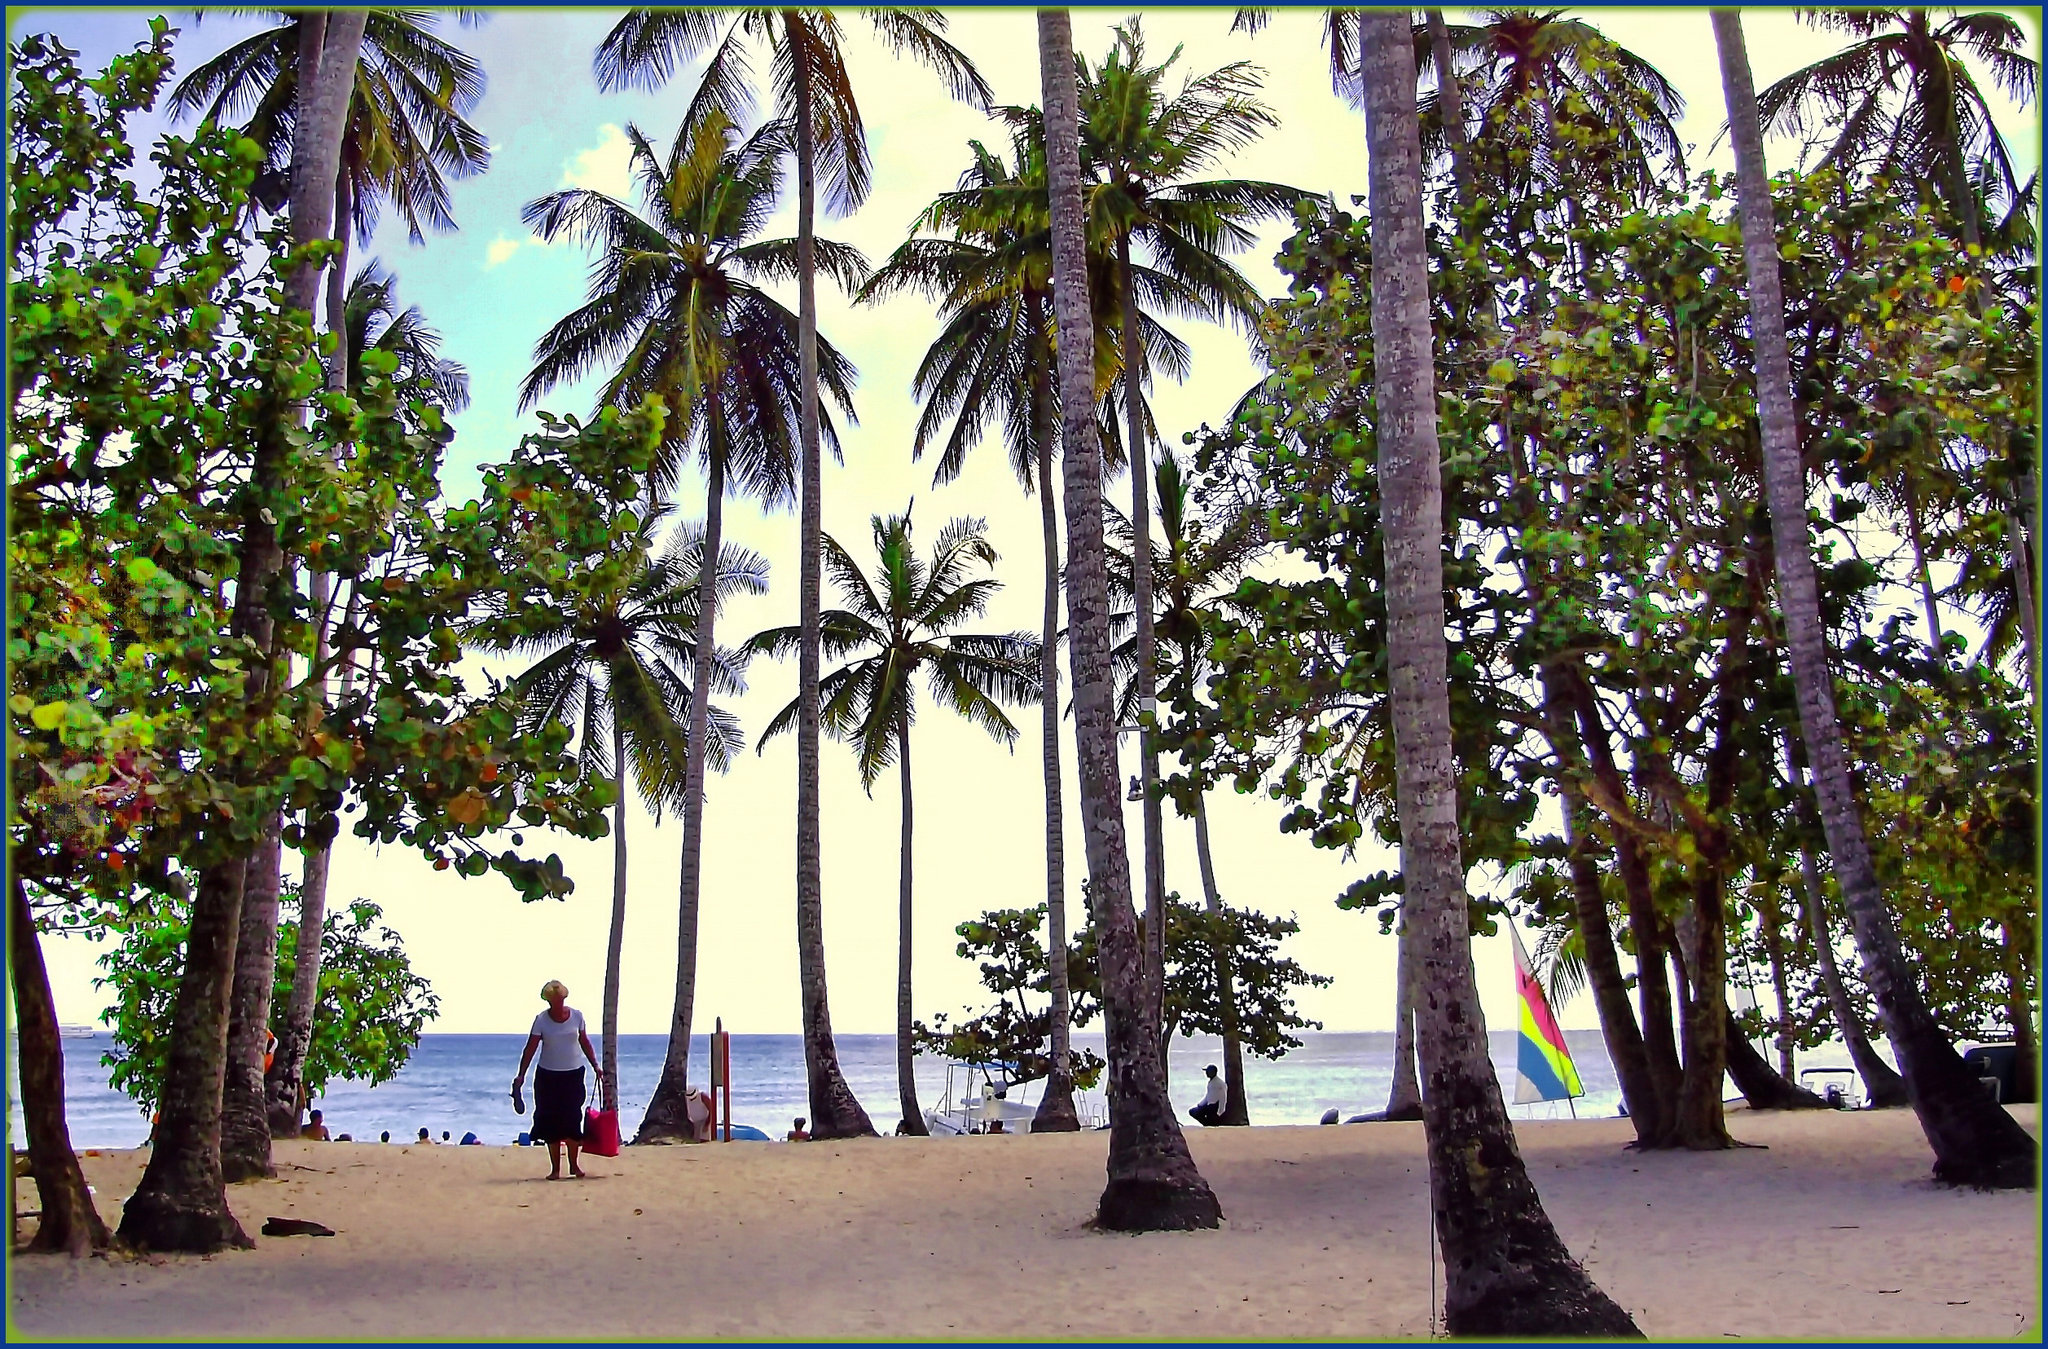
[95, 890, 436, 1115]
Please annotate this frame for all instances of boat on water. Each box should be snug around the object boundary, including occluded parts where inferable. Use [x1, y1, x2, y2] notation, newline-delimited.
[922, 1061, 1106, 1135]
[58, 1025, 97, 1040]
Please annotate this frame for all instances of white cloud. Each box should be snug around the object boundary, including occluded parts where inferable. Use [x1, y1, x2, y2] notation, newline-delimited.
[560, 122, 634, 199]
[483, 235, 523, 269]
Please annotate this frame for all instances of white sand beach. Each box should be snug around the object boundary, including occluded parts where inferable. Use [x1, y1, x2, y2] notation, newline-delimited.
[11, 1105, 2037, 1341]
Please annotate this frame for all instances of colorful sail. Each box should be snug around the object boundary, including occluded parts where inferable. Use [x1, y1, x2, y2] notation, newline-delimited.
[1510, 923, 1583, 1105]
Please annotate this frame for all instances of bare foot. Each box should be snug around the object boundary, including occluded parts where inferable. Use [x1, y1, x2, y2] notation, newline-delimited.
[569, 1168, 587, 1179]
[547, 1172, 564, 1181]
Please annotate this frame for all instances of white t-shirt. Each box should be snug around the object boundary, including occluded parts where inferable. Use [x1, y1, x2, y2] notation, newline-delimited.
[1200, 1075, 1226, 1108]
[530, 1007, 589, 1071]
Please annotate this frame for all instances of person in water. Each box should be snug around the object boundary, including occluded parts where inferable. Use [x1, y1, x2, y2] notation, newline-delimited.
[513, 979, 603, 1179]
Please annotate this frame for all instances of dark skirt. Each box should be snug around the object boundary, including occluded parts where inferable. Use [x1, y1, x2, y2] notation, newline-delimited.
[532, 1066, 586, 1143]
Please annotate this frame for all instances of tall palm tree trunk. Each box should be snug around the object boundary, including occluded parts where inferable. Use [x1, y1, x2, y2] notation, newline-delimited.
[2001, 492, 2036, 690]
[896, 707, 927, 1134]
[221, 823, 284, 1181]
[1903, 480, 1946, 660]
[1033, 354, 1081, 1134]
[602, 718, 628, 1108]
[1118, 240, 1168, 1050]
[1715, 8, 2035, 1189]
[1191, 792, 1248, 1125]
[790, 23, 874, 1140]
[9, 875, 109, 1256]
[638, 455, 727, 1143]
[1040, 7, 1219, 1232]
[1384, 916, 1424, 1120]
[267, 171, 354, 1141]
[1357, 13, 1639, 1333]
[120, 8, 366, 1253]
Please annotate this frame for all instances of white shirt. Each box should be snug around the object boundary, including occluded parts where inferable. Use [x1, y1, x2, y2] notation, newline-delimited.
[530, 1007, 589, 1071]
[1200, 1075, 1226, 1108]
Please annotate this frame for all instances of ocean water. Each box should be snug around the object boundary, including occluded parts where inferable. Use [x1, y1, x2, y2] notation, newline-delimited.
[11, 1029, 1621, 1150]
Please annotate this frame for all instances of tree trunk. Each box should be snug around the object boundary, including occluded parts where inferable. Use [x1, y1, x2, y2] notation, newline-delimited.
[1032, 336, 1080, 1134]
[9, 876, 109, 1256]
[895, 707, 928, 1134]
[1723, 1008, 1829, 1110]
[221, 823, 283, 1182]
[1041, 7, 1220, 1232]
[601, 720, 627, 1110]
[1357, 14, 1638, 1332]
[2000, 918, 2036, 1105]
[1904, 480, 1946, 661]
[1795, 839, 1910, 1108]
[1760, 891, 1796, 1080]
[1119, 237, 1168, 1048]
[789, 19, 874, 1140]
[1384, 914, 1424, 1121]
[637, 453, 726, 1144]
[2001, 495, 2036, 690]
[1425, 9, 1476, 211]
[1192, 792, 1248, 1126]
[1716, 9, 2036, 1189]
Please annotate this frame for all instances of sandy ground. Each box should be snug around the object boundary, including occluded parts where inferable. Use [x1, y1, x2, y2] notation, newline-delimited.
[10, 1106, 2038, 1341]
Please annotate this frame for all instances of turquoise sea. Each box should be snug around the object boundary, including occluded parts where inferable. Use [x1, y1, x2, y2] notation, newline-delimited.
[13, 1029, 1623, 1149]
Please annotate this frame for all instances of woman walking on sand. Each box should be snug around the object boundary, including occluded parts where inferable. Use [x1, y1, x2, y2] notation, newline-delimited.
[513, 981, 604, 1180]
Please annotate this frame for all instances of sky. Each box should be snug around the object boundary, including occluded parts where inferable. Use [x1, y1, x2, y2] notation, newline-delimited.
[17, 6, 2041, 1043]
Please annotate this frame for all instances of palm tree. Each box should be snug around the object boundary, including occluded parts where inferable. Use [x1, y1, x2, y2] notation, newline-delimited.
[119, 11, 366, 1252]
[169, 9, 487, 1159]
[1356, 12, 1640, 1333]
[594, 6, 990, 1141]
[1755, 9, 2035, 251]
[1038, 6, 1221, 1232]
[264, 260, 471, 1138]
[477, 516, 763, 1108]
[519, 112, 855, 1144]
[1105, 448, 1264, 1123]
[1714, 8, 2037, 1191]
[1077, 19, 1304, 1026]
[858, 120, 1179, 1132]
[749, 510, 1040, 1134]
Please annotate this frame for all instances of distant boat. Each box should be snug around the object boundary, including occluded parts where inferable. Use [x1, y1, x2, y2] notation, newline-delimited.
[58, 1025, 98, 1040]
[923, 1061, 1106, 1135]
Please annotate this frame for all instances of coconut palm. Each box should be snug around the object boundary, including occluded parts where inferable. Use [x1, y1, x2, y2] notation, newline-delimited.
[594, 6, 990, 1141]
[262, 259, 469, 1138]
[858, 119, 1181, 1131]
[119, 12, 367, 1252]
[1356, 11, 1640, 1332]
[1037, 6, 1222, 1232]
[519, 111, 856, 1144]
[1715, 7, 2037, 1191]
[1105, 447, 1265, 1124]
[1075, 18, 1305, 1024]
[1754, 9, 2036, 250]
[748, 510, 1040, 1135]
[476, 516, 764, 1108]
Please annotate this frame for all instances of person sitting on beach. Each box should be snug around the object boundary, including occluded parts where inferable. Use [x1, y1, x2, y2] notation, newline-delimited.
[441, 1130, 453, 1143]
[417, 1127, 435, 1144]
[300, 1110, 331, 1141]
[786, 1117, 810, 1142]
[987, 1119, 1006, 1135]
[512, 979, 604, 1180]
[1188, 1064, 1226, 1127]
[379, 1131, 391, 1143]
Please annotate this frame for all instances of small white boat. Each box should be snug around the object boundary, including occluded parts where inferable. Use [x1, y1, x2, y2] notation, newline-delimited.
[923, 1061, 1105, 1135]
[57, 1024, 97, 1040]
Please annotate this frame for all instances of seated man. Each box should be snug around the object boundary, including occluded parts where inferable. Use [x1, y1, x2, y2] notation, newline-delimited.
[786, 1117, 811, 1142]
[1188, 1064, 1226, 1127]
[300, 1109, 331, 1141]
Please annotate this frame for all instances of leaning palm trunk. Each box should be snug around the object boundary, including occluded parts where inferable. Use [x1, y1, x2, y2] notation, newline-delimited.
[1033, 357, 1081, 1133]
[1715, 8, 2035, 1189]
[10, 875, 110, 1256]
[1357, 12, 1640, 1333]
[1041, 6, 1219, 1231]
[266, 172, 356, 1141]
[790, 26, 875, 1140]
[896, 708, 927, 1134]
[637, 456, 728, 1143]
[601, 720, 629, 1106]
[1118, 238, 1168, 1046]
[221, 823, 284, 1181]
[120, 8, 367, 1254]
[1384, 917, 1423, 1120]
[1192, 793, 1248, 1125]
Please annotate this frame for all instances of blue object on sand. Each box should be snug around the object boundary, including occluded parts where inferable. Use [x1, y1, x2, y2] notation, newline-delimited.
[724, 1124, 770, 1141]
[516, 1131, 532, 1146]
